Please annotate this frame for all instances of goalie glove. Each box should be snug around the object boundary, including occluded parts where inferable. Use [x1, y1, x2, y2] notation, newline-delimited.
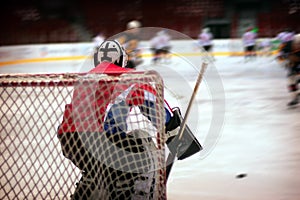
[165, 107, 203, 160]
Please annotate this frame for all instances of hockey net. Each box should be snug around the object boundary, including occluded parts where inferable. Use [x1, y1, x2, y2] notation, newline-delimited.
[0, 71, 166, 200]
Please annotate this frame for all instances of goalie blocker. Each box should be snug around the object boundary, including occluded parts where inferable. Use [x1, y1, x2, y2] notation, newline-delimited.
[165, 107, 203, 160]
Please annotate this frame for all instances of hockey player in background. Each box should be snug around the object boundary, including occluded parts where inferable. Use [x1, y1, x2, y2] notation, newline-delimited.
[283, 34, 300, 106]
[150, 30, 172, 64]
[275, 28, 295, 61]
[57, 40, 202, 199]
[116, 20, 143, 69]
[92, 32, 105, 66]
[93, 32, 105, 50]
[242, 27, 257, 61]
[197, 27, 214, 59]
[257, 38, 272, 57]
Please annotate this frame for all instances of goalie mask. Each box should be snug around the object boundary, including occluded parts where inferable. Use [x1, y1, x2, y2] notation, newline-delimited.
[94, 40, 128, 68]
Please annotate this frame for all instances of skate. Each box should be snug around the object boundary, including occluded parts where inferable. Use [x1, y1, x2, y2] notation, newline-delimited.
[287, 97, 299, 107]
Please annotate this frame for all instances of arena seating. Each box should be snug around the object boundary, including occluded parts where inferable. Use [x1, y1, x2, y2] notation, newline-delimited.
[0, 0, 299, 45]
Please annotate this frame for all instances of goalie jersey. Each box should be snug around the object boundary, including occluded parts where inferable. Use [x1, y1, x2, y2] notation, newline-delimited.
[57, 61, 173, 135]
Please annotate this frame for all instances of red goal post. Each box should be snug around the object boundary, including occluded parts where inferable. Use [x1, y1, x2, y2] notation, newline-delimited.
[0, 71, 167, 200]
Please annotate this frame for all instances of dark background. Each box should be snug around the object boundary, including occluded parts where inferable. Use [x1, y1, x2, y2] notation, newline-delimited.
[0, 0, 299, 45]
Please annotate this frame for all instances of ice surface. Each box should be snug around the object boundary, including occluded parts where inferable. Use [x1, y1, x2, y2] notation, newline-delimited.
[1, 55, 299, 200]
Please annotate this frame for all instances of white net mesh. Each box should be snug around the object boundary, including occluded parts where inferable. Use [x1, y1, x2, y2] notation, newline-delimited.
[0, 71, 166, 200]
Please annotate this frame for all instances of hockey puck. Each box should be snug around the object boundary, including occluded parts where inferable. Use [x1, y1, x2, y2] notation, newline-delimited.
[235, 173, 247, 179]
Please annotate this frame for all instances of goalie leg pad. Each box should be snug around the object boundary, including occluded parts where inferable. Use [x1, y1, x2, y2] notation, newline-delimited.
[71, 171, 103, 200]
[104, 130, 157, 199]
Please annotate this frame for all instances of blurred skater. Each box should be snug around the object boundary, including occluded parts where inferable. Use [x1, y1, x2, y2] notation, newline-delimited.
[197, 27, 214, 59]
[283, 34, 300, 107]
[242, 27, 257, 61]
[258, 38, 272, 57]
[116, 20, 143, 69]
[92, 32, 105, 67]
[93, 32, 105, 50]
[275, 28, 295, 62]
[150, 30, 172, 64]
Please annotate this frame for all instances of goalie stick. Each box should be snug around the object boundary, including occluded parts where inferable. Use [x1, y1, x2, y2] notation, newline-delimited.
[166, 61, 208, 181]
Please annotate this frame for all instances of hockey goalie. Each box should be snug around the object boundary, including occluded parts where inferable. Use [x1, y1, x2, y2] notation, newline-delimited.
[57, 40, 202, 200]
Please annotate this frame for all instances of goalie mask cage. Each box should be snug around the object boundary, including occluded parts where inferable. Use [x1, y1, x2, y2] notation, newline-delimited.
[0, 71, 166, 200]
